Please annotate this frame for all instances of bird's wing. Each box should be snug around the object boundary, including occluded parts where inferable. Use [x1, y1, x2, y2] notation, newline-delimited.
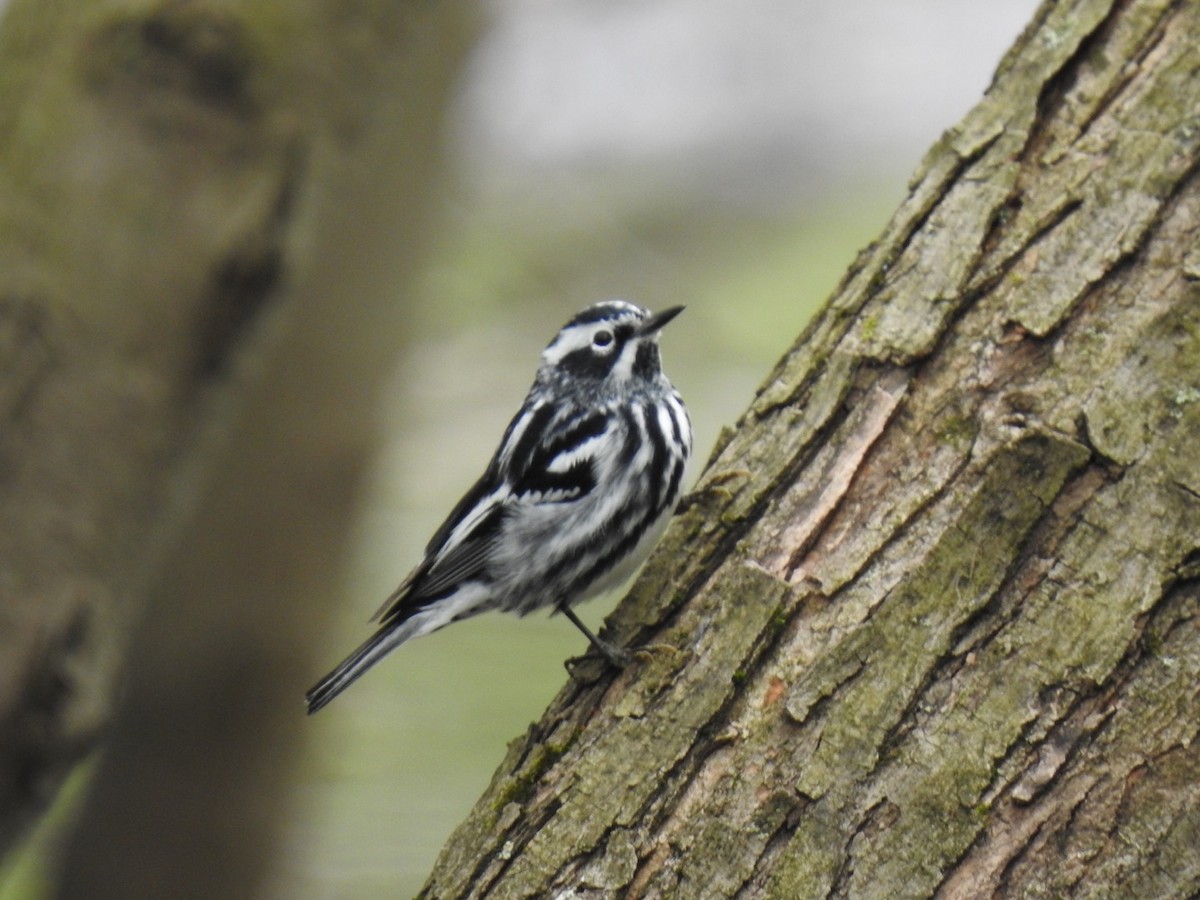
[371, 468, 505, 625]
[506, 406, 610, 502]
[372, 401, 611, 626]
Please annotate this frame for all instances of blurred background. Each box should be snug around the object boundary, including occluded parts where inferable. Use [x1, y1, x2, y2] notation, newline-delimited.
[1, 0, 1041, 896]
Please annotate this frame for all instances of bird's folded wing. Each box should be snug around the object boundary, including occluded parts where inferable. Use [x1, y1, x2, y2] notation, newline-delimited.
[508, 409, 609, 501]
[371, 469, 502, 625]
[373, 505, 506, 625]
[409, 504, 505, 601]
[370, 408, 610, 626]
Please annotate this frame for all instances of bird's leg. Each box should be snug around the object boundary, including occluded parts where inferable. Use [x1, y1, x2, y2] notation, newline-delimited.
[557, 602, 631, 668]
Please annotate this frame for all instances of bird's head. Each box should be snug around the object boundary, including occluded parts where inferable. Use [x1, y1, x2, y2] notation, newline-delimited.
[539, 300, 684, 390]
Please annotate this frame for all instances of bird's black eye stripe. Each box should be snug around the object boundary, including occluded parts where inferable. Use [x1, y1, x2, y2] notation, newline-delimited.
[560, 347, 618, 379]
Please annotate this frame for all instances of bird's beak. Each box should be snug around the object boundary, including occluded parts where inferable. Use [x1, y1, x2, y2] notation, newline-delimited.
[637, 305, 685, 337]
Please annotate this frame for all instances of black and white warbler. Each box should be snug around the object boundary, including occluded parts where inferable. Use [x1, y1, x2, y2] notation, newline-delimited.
[306, 300, 691, 714]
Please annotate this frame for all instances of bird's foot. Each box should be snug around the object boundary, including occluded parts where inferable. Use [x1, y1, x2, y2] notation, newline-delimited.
[564, 639, 682, 681]
[564, 636, 629, 679]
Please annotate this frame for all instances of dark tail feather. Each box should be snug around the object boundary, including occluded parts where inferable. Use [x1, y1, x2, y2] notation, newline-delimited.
[306, 619, 421, 714]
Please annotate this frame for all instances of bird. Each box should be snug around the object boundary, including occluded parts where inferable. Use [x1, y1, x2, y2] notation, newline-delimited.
[306, 300, 691, 714]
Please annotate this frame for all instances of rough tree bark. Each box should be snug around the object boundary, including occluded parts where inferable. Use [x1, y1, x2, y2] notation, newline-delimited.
[423, 1, 1200, 897]
[0, 0, 472, 894]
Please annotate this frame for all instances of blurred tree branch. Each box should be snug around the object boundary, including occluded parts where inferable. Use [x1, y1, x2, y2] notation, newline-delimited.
[0, 0, 474, 895]
[422, 0, 1200, 896]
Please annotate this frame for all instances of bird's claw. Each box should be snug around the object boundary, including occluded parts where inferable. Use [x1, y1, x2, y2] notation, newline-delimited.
[564, 640, 681, 680]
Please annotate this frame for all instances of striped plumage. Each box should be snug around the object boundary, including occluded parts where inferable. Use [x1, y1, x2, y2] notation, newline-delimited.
[307, 301, 691, 714]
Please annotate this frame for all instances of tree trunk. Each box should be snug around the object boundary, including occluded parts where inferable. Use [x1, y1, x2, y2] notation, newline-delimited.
[422, 0, 1200, 897]
[0, 0, 473, 893]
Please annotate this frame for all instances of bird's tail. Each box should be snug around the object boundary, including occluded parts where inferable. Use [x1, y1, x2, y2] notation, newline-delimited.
[305, 619, 423, 714]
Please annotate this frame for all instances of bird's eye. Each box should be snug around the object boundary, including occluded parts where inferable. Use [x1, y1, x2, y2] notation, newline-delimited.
[593, 329, 614, 348]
